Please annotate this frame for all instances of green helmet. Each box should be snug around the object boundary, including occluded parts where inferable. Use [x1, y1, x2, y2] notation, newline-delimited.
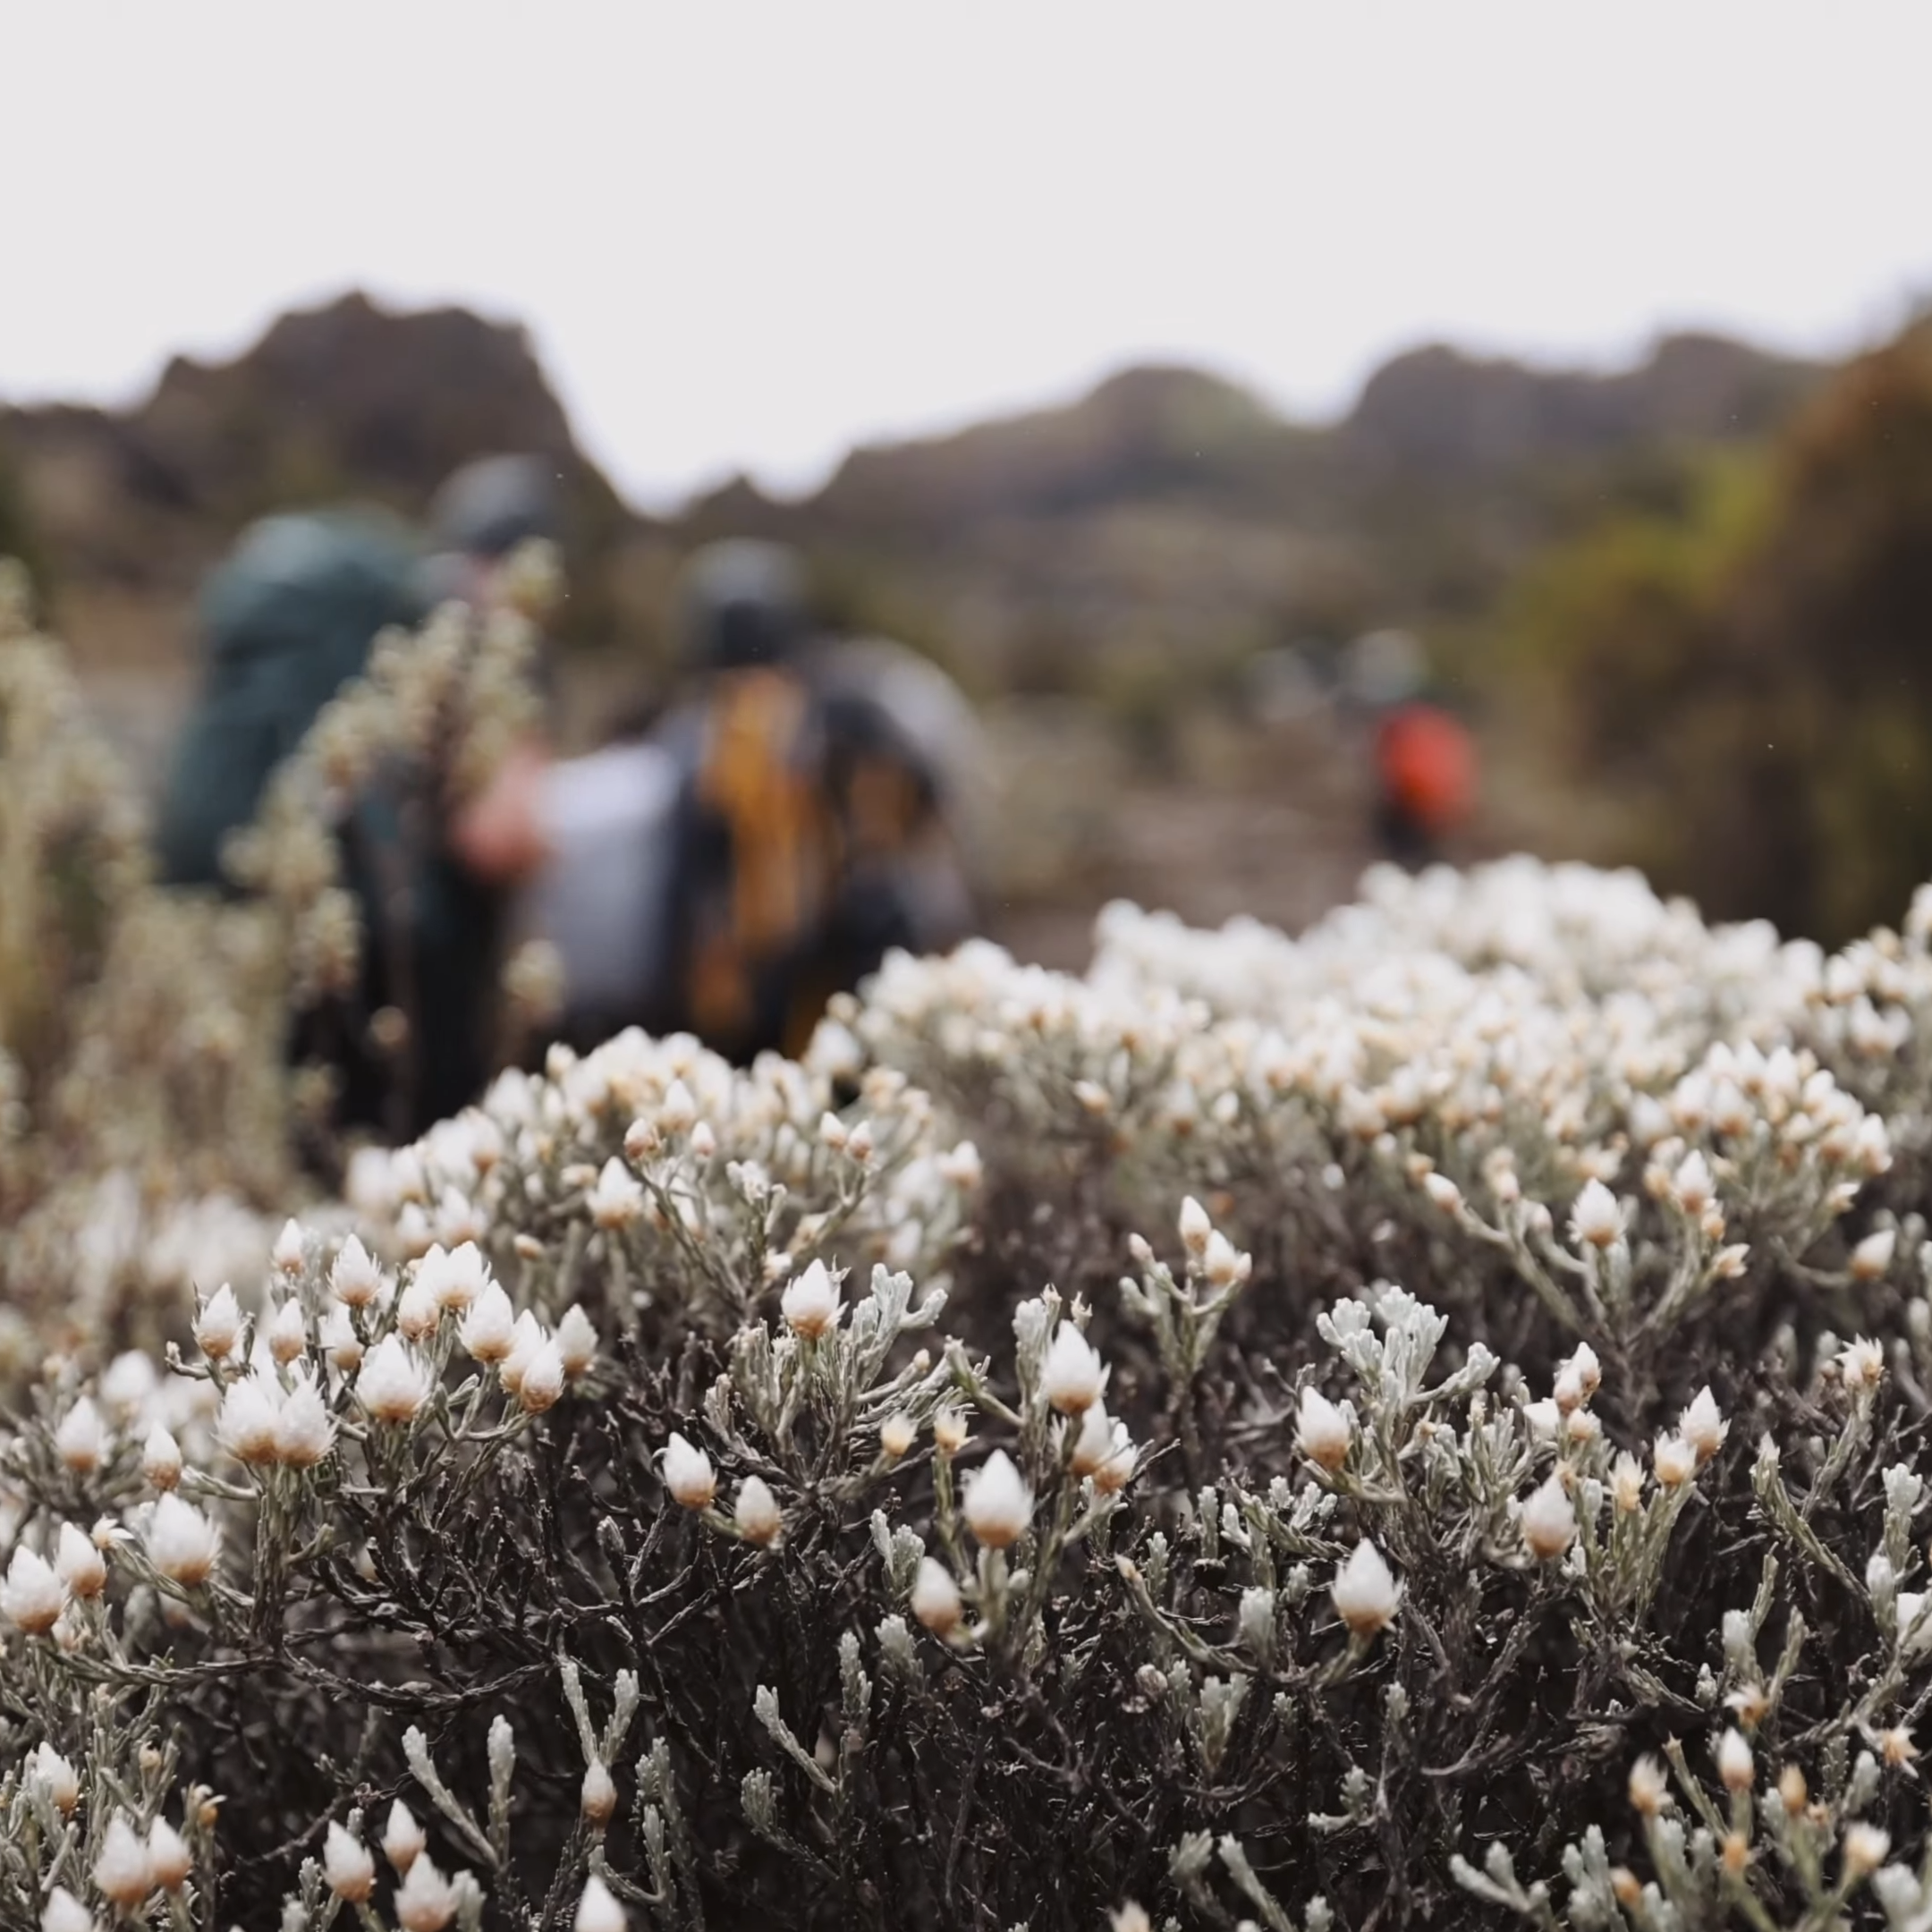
[428, 454, 562, 561]
[674, 539, 809, 671]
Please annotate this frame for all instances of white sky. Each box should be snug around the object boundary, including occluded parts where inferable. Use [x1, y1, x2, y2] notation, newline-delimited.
[8, 5, 1932, 511]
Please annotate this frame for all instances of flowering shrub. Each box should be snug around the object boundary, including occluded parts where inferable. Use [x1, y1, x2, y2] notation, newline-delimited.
[15, 565, 1932, 1926]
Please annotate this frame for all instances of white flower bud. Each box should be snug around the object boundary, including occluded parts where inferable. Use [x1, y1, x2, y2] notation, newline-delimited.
[1071, 1402, 1114, 1478]
[1852, 1228, 1897, 1282]
[1521, 1471, 1577, 1560]
[499, 1310, 545, 1394]
[147, 1817, 192, 1891]
[555, 1305, 598, 1377]
[1717, 1727, 1754, 1792]
[588, 1158, 644, 1231]
[55, 1397, 105, 1474]
[93, 1812, 152, 1909]
[354, 1336, 433, 1426]
[395, 1854, 459, 1931]
[272, 1217, 307, 1276]
[3, 1547, 66, 1633]
[580, 1759, 618, 1826]
[275, 1374, 337, 1468]
[936, 1140, 982, 1190]
[148, 1495, 219, 1585]
[394, 1270, 441, 1343]
[435, 1241, 489, 1311]
[1679, 1387, 1728, 1463]
[1843, 1822, 1890, 1878]
[1295, 1387, 1352, 1471]
[1611, 1453, 1645, 1514]
[267, 1299, 309, 1365]
[1423, 1172, 1462, 1212]
[1673, 1150, 1715, 1216]
[55, 1522, 106, 1599]
[781, 1259, 842, 1338]
[142, 1425, 183, 1491]
[382, 1799, 426, 1873]
[319, 1306, 364, 1373]
[733, 1475, 783, 1545]
[659, 1080, 697, 1134]
[932, 1407, 969, 1454]
[962, 1450, 1032, 1549]
[663, 1433, 716, 1511]
[1839, 1335, 1886, 1389]
[455, 1282, 514, 1364]
[575, 1873, 627, 1932]
[1331, 1538, 1400, 1637]
[194, 1284, 244, 1360]
[1570, 1180, 1623, 1250]
[911, 1556, 963, 1635]
[1178, 1195, 1213, 1256]
[39, 1886, 96, 1932]
[99, 1351, 157, 1422]
[1200, 1229, 1250, 1288]
[324, 1821, 376, 1902]
[1628, 1754, 1668, 1816]
[28, 1742, 80, 1817]
[1040, 1323, 1109, 1415]
[329, 1234, 383, 1308]
[219, 1373, 282, 1465]
[518, 1340, 567, 1414]
[1653, 1432, 1697, 1487]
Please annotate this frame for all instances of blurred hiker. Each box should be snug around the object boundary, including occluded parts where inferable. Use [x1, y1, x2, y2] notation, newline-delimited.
[527, 539, 978, 1059]
[1343, 629, 1479, 870]
[156, 455, 561, 1144]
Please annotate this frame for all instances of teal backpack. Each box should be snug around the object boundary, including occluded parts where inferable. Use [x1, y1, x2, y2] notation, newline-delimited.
[157, 510, 503, 1143]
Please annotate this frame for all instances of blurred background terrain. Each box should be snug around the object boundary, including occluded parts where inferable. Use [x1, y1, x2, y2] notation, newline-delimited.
[8, 286, 1932, 963]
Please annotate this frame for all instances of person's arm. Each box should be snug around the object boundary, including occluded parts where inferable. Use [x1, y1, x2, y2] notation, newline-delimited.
[447, 734, 553, 883]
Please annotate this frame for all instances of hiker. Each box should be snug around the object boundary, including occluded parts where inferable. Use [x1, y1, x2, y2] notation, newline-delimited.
[155, 456, 561, 1144]
[526, 539, 979, 1060]
[1342, 629, 1478, 871]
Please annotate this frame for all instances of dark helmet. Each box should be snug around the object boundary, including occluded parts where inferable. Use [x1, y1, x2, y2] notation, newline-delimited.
[674, 539, 809, 671]
[428, 454, 563, 561]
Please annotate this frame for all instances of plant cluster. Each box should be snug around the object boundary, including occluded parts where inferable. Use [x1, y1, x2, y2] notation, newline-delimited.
[15, 573, 1932, 1928]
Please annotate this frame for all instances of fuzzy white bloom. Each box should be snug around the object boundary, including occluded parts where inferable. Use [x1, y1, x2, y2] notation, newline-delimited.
[1422, 1171, 1462, 1212]
[1852, 1228, 1898, 1282]
[588, 1157, 644, 1230]
[99, 1351, 157, 1421]
[29, 1741, 80, 1816]
[580, 1759, 618, 1826]
[1843, 1822, 1891, 1879]
[40, 1889, 96, 1932]
[55, 1396, 106, 1474]
[555, 1305, 598, 1377]
[1040, 1322, 1108, 1415]
[936, 1140, 982, 1190]
[320, 1305, 364, 1373]
[932, 1407, 969, 1454]
[275, 1373, 337, 1467]
[356, 1335, 433, 1425]
[194, 1284, 244, 1360]
[141, 1423, 183, 1492]
[93, 1812, 151, 1909]
[1563, 1342, 1602, 1397]
[663, 1433, 716, 1511]
[394, 1270, 442, 1343]
[433, 1241, 490, 1311]
[499, 1310, 546, 1394]
[3, 1547, 66, 1633]
[1071, 1401, 1115, 1478]
[1200, 1229, 1250, 1288]
[963, 1450, 1033, 1549]
[1109, 1907, 1153, 1932]
[148, 1495, 219, 1585]
[733, 1476, 783, 1546]
[218, 1373, 282, 1465]
[1611, 1452, 1646, 1514]
[1295, 1386, 1352, 1471]
[911, 1556, 963, 1635]
[1332, 1538, 1400, 1637]
[55, 1521, 106, 1599]
[382, 1799, 426, 1874]
[1570, 1180, 1623, 1250]
[147, 1817, 192, 1891]
[575, 1874, 627, 1932]
[330, 1233, 383, 1308]
[659, 1079, 697, 1133]
[1679, 1387, 1728, 1464]
[1521, 1471, 1578, 1560]
[781, 1258, 842, 1338]
[324, 1821, 376, 1902]
[267, 1298, 309, 1365]
[518, 1340, 567, 1414]
[1653, 1433, 1697, 1487]
[1628, 1754, 1669, 1815]
[1672, 1149, 1715, 1216]
[1840, 1335, 1886, 1390]
[395, 1854, 459, 1931]
[1177, 1195, 1213, 1256]
[1523, 1398, 1562, 1442]
[273, 1217, 308, 1276]
[1717, 1727, 1754, 1792]
[878, 1412, 916, 1460]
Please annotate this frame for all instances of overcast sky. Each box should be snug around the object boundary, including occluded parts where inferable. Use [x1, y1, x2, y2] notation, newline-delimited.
[9, 5, 1932, 510]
